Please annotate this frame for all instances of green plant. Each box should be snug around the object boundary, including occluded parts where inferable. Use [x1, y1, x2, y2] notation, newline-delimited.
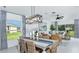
[68, 31, 74, 37]
[58, 25, 65, 31]
[7, 32, 22, 40]
[50, 24, 55, 31]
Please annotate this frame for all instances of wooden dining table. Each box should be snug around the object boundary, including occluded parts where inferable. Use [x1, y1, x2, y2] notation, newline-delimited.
[22, 37, 57, 53]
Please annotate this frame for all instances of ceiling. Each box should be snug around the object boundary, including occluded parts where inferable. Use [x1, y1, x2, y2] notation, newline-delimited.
[5, 6, 79, 16]
[3, 6, 79, 24]
[5, 6, 31, 16]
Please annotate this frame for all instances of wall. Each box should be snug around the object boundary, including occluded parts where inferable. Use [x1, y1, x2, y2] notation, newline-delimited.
[26, 23, 38, 37]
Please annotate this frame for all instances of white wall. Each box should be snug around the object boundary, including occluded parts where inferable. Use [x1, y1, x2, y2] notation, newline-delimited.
[26, 23, 38, 37]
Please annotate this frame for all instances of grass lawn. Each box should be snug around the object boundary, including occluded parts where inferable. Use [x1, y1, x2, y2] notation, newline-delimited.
[7, 32, 22, 40]
[68, 31, 74, 37]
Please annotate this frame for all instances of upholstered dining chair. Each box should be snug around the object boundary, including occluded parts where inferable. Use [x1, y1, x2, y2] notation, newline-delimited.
[46, 43, 58, 53]
[19, 39, 28, 53]
[50, 33, 62, 44]
[46, 34, 61, 53]
[26, 40, 39, 53]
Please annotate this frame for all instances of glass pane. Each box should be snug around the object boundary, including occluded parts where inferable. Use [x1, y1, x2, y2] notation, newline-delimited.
[6, 13, 22, 48]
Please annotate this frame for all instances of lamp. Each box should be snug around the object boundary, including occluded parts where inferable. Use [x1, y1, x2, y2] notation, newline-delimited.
[26, 14, 42, 24]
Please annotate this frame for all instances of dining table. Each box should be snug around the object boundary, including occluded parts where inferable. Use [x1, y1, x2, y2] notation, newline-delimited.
[22, 37, 57, 53]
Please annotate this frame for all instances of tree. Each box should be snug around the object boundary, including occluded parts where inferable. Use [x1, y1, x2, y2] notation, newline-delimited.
[58, 25, 65, 31]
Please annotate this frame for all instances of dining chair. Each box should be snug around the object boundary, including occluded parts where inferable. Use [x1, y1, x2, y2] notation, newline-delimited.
[46, 42, 59, 53]
[19, 39, 28, 53]
[26, 40, 39, 53]
[50, 33, 62, 44]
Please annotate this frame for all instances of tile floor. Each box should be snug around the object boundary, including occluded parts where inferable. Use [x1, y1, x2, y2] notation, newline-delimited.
[57, 38, 79, 53]
[0, 38, 79, 53]
[8, 40, 18, 48]
[0, 46, 18, 53]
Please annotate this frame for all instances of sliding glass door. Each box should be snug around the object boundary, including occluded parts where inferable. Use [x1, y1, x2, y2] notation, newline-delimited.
[6, 13, 22, 48]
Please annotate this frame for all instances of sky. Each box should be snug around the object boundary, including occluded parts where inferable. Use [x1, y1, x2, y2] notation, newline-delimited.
[6, 19, 22, 27]
[6, 13, 22, 27]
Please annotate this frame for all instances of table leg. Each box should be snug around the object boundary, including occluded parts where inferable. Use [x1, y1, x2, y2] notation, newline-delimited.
[42, 48, 46, 53]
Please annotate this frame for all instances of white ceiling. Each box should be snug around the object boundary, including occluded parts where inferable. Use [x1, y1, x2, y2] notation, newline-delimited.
[35, 6, 79, 24]
[4, 6, 79, 24]
[6, 6, 31, 16]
